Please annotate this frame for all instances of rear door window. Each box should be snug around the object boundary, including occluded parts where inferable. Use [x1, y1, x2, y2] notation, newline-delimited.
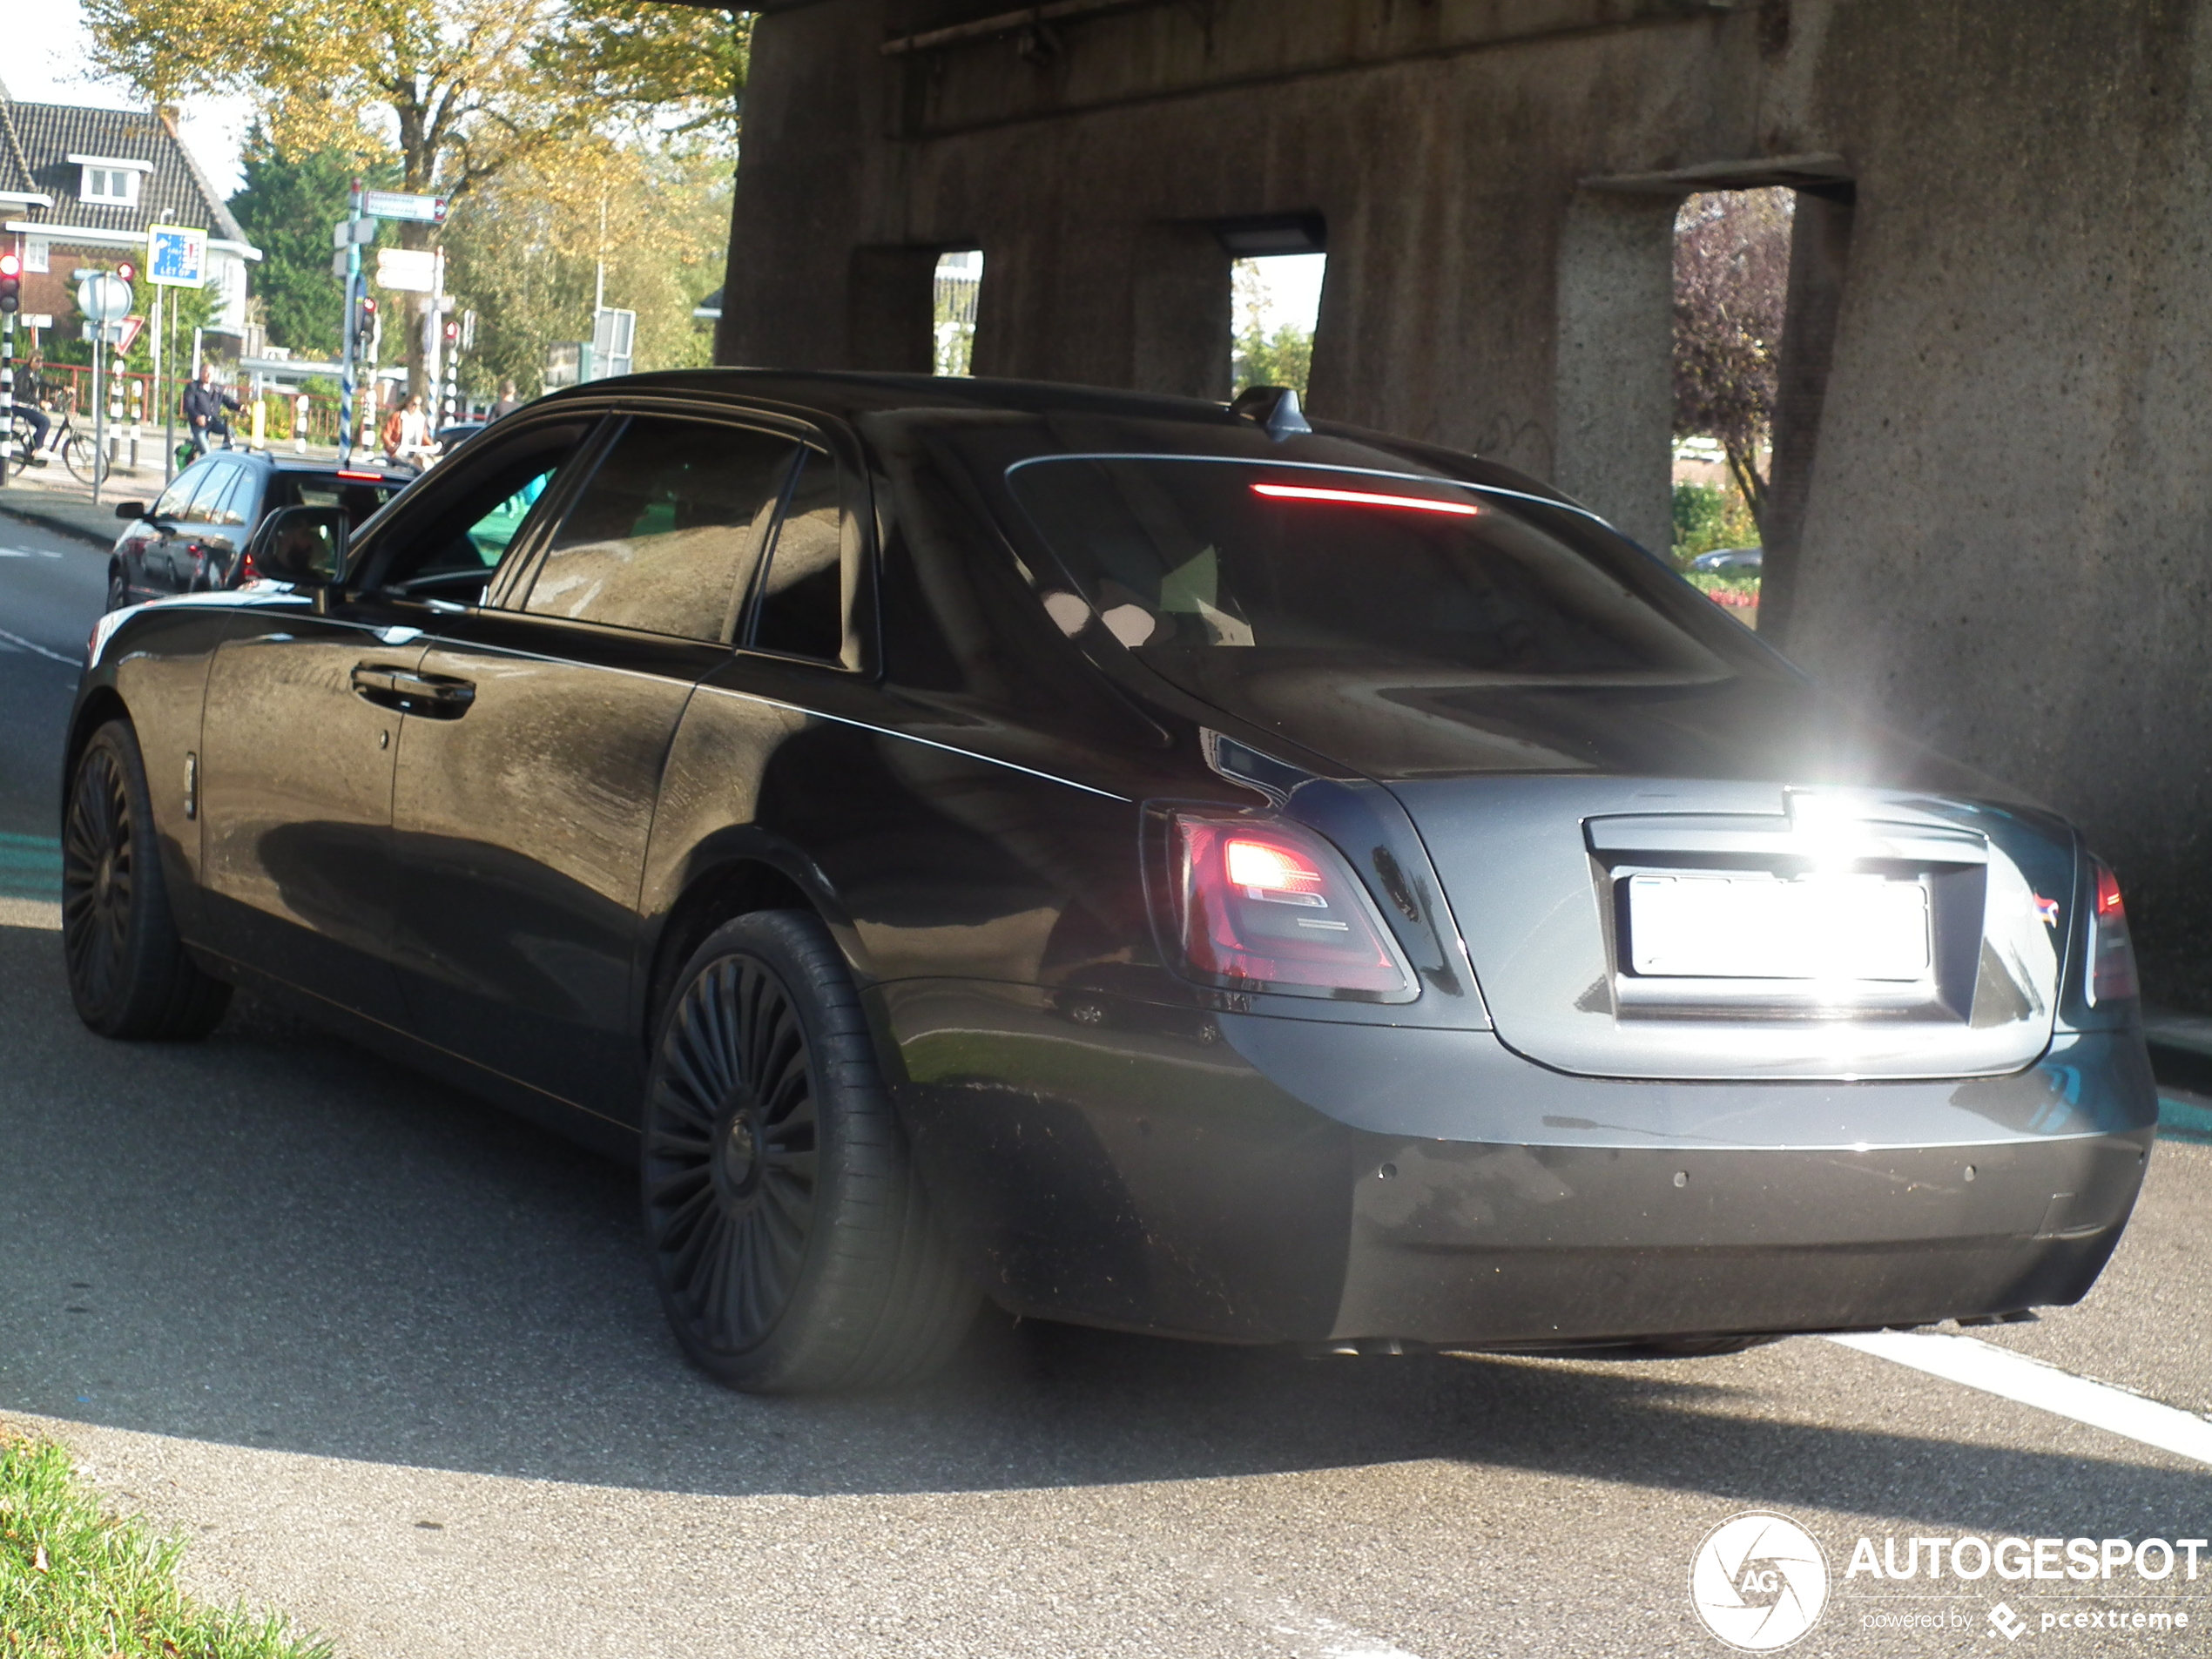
[522, 417, 799, 643]
[1005, 457, 1728, 683]
[746, 445, 853, 664]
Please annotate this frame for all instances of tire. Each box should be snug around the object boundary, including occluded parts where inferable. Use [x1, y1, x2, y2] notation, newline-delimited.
[105, 566, 128, 611]
[63, 433, 109, 489]
[62, 720, 231, 1040]
[640, 910, 977, 1393]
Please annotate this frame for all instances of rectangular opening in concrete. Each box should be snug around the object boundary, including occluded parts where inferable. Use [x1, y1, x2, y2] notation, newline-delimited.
[1671, 187, 1794, 628]
[933, 249, 983, 377]
[1230, 253, 1325, 400]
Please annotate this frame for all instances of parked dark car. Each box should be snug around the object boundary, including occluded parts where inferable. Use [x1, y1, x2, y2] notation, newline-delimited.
[105, 453, 406, 610]
[435, 420, 488, 456]
[64, 371, 2155, 1394]
[1689, 545, 1763, 575]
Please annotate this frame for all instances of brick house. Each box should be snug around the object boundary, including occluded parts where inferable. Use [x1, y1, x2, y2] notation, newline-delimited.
[0, 79, 256, 345]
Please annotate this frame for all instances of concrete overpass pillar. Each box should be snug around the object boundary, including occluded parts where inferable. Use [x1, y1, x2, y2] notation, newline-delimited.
[1552, 191, 1682, 557]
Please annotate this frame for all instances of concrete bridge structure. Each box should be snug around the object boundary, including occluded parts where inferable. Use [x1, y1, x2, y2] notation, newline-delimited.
[711, 0, 2212, 1005]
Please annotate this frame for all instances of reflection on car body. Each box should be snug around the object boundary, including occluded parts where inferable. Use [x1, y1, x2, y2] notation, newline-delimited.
[64, 372, 2155, 1394]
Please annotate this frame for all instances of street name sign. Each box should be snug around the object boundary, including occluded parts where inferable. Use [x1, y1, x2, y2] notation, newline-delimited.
[363, 191, 448, 226]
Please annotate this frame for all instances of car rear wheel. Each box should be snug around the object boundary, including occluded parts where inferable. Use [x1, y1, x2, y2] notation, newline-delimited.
[62, 719, 232, 1039]
[641, 910, 977, 1393]
[104, 567, 127, 611]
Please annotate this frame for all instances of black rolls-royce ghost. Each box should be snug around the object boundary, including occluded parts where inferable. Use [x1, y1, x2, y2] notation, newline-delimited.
[63, 370, 2155, 1393]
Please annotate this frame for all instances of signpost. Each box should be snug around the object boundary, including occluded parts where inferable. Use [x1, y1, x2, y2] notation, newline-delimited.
[76, 271, 133, 507]
[338, 185, 366, 465]
[145, 226, 206, 482]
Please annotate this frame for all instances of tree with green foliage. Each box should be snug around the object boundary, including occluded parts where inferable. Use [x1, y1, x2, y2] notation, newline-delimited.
[1230, 262, 1314, 397]
[229, 136, 396, 359]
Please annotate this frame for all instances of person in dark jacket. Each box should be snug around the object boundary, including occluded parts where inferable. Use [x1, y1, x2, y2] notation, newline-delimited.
[487, 380, 521, 421]
[11, 353, 51, 461]
[181, 363, 239, 456]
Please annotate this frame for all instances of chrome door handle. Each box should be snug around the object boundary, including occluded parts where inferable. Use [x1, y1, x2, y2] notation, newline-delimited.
[350, 662, 474, 718]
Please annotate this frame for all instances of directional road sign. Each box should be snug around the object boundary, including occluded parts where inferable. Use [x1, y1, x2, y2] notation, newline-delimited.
[374, 247, 440, 293]
[146, 224, 208, 289]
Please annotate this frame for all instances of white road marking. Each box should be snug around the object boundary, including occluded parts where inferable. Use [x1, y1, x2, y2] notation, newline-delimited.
[1262, 1601, 1423, 1659]
[0, 547, 64, 558]
[0, 625, 78, 666]
[1830, 1331, 2212, 1467]
[0, 897, 61, 931]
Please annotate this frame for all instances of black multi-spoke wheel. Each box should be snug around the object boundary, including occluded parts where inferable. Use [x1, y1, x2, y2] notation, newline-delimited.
[642, 910, 976, 1393]
[63, 720, 231, 1040]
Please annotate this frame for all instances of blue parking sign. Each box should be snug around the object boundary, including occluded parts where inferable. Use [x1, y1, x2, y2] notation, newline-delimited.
[146, 224, 207, 289]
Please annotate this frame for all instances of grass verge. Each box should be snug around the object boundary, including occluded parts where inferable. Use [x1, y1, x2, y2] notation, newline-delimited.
[0, 1422, 329, 1657]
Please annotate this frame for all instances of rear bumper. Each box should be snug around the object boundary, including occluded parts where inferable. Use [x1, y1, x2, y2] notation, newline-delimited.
[1329, 1135, 2147, 1346]
[880, 980, 2155, 1345]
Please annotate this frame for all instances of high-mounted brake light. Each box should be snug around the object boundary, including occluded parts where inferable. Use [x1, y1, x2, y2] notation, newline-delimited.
[2088, 859, 2138, 1005]
[335, 469, 384, 481]
[1251, 482, 1480, 516]
[1162, 814, 1415, 999]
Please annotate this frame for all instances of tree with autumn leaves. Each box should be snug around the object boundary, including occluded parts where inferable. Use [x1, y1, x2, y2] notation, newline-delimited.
[82, 0, 747, 395]
[1672, 188, 1791, 537]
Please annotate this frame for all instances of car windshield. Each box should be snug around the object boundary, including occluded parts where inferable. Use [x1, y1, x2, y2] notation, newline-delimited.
[1005, 455, 1739, 685]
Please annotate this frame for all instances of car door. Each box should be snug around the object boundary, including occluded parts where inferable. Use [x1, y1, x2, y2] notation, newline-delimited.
[383, 410, 806, 1114]
[194, 420, 597, 1022]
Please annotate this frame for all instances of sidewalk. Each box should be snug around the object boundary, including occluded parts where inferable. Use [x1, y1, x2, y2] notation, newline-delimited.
[0, 466, 138, 548]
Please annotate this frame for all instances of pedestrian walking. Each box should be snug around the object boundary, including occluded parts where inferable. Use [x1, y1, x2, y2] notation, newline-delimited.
[383, 393, 435, 467]
[488, 380, 521, 421]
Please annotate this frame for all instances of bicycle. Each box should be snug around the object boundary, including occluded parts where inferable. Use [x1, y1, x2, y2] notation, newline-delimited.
[6, 398, 110, 489]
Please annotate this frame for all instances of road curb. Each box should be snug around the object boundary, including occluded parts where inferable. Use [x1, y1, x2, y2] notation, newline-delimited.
[0, 498, 115, 550]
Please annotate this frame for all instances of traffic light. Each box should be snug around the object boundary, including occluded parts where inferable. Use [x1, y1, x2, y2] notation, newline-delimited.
[353, 293, 378, 348]
[442, 318, 459, 346]
[0, 252, 19, 314]
[114, 260, 136, 285]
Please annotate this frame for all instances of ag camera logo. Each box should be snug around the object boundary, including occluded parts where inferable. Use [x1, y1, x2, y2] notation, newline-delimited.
[1690, 1511, 1831, 1651]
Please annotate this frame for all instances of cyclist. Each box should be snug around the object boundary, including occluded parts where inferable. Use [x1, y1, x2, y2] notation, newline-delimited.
[11, 353, 52, 462]
[181, 362, 239, 456]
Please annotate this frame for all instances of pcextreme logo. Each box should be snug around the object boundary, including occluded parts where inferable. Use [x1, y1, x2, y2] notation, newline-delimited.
[1690, 1512, 1832, 1652]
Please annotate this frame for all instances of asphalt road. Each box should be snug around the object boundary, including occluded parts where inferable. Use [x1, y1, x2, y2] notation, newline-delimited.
[1, 510, 2207, 1658]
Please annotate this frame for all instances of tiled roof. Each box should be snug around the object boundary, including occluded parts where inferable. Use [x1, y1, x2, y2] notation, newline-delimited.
[0, 94, 248, 246]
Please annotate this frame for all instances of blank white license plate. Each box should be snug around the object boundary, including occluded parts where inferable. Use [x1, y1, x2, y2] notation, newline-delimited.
[1627, 873, 1932, 981]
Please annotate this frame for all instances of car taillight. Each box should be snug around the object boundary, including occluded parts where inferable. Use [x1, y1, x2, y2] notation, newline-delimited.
[1161, 813, 1415, 999]
[2088, 859, 2138, 1004]
[238, 549, 260, 583]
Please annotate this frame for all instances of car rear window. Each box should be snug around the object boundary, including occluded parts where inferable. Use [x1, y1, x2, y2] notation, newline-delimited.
[1005, 456, 1731, 684]
[276, 474, 401, 525]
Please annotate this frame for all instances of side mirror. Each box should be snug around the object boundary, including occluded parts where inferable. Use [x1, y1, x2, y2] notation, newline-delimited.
[246, 505, 350, 587]
[114, 501, 148, 521]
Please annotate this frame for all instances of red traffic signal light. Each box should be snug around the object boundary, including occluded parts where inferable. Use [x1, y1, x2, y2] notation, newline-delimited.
[0, 253, 19, 278]
[0, 250, 19, 314]
[442, 319, 459, 343]
[114, 260, 136, 284]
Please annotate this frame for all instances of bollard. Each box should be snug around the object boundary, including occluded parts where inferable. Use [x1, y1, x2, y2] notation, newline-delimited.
[293, 393, 308, 454]
[128, 378, 144, 471]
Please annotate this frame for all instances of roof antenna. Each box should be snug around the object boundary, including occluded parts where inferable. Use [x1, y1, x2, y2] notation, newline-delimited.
[1230, 384, 1312, 442]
